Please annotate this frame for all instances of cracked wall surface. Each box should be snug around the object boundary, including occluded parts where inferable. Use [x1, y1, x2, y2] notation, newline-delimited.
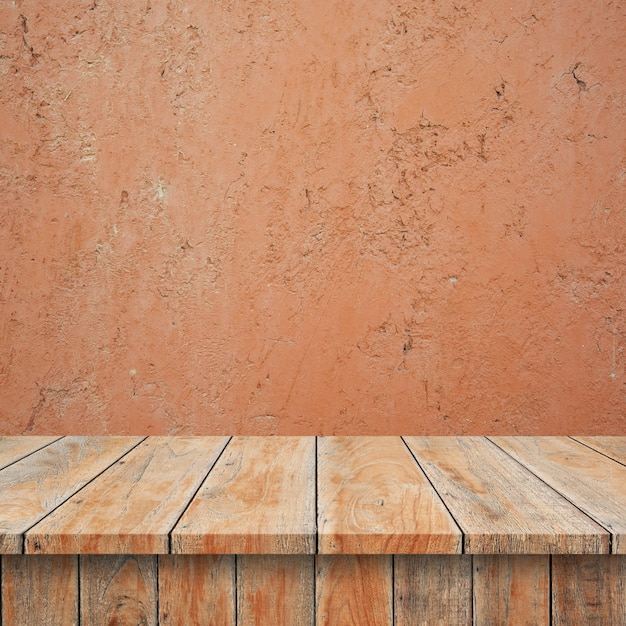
[0, 0, 625, 435]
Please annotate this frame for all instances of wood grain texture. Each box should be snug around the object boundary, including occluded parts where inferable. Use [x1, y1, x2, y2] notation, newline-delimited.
[315, 555, 392, 626]
[573, 436, 626, 465]
[318, 437, 461, 554]
[403, 437, 608, 554]
[80, 555, 158, 626]
[159, 555, 235, 626]
[492, 437, 626, 554]
[238, 555, 314, 626]
[0, 436, 61, 470]
[473, 555, 549, 625]
[26, 436, 230, 554]
[395, 555, 471, 626]
[2, 555, 78, 626]
[172, 436, 316, 554]
[552, 555, 626, 625]
[0, 436, 142, 554]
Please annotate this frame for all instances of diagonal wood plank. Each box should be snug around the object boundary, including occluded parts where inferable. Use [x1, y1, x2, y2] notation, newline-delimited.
[171, 437, 316, 554]
[0, 437, 143, 554]
[403, 437, 608, 554]
[572, 437, 626, 466]
[318, 437, 461, 553]
[492, 437, 626, 554]
[0, 437, 61, 470]
[25, 436, 230, 554]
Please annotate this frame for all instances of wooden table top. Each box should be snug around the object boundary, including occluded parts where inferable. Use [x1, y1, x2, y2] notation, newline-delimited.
[0, 436, 624, 556]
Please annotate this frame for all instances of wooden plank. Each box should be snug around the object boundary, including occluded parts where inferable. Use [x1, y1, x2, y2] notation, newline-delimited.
[317, 437, 461, 554]
[573, 436, 626, 465]
[403, 437, 608, 554]
[0, 436, 142, 554]
[0, 436, 61, 470]
[238, 555, 314, 625]
[26, 436, 230, 554]
[159, 555, 235, 626]
[473, 555, 549, 625]
[2, 555, 78, 625]
[316, 555, 392, 626]
[172, 437, 315, 554]
[80, 555, 157, 626]
[395, 555, 472, 626]
[492, 437, 626, 554]
[552, 555, 626, 625]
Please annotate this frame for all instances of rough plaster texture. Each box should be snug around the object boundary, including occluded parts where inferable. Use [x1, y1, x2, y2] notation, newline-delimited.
[1, 0, 625, 435]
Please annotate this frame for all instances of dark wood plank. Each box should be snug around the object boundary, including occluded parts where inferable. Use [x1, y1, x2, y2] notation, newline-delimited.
[572, 437, 626, 465]
[172, 437, 315, 554]
[159, 555, 235, 626]
[80, 555, 158, 626]
[552, 555, 626, 625]
[238, 555, 314, 625]
[395, 555, 471, 626]
[2, 555, 78, 625]
[403, 437, 608, 553]
[318, 437, 461, 554]
[492, 437, 626, 554]
[0, 436, 61, 470]
[26, 436, 229, 554]
[315, 555, 392, 626]
[473, 555, 549, 625]
[0, 436, 143, 554]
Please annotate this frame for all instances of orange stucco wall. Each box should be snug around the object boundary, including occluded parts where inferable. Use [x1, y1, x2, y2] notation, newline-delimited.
[1, 0, 625, 435]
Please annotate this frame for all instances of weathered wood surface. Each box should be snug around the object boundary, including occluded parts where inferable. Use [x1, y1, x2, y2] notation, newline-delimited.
[0, 436, 142, 554]
[26, 437, 229, 554]
[552, 555, 626, 625]
[80, 555, 158, 626]
[238, 555, 314, 626]
[0, 436, 60, 470]
[403, 437, 608, 553]
[2, 555, 78, 626]
[473, 555, 550, 625]
[317, 437, 461, 554]
[172, 436, 316, 554]
[573, 436, 626, 465]
[159, 555, 235, 626]
[493, 437, 626, 554]
[316, 555, 392, 626]
[394, 555, 472, 626]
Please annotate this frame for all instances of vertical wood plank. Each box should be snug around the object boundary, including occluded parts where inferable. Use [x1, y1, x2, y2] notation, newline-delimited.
[316, 555, 392, 626]
[552, 555, 626, 625]
[80, 555, 157, 626]
[238, 555, 314, 626]
[473, 555, 549, 625]
[395, 555, 472, 626]
[159, 555, 235, 626]
[2, 555, 78, 626]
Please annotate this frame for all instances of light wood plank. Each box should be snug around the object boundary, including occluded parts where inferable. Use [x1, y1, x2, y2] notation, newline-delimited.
[0, 436, 61, 470]
[172, 437, 315, 554]
[552, 555, 626, 625]
[572, 437, 626, 465]
[26, 436, 230, 554]
[473, 555, 549, 625]
[2, 555, 78, 625]
[404, 437, 608, 554]
[80, 555, 157, 626]
[318, 437, 461, 554]
[492, 437, 626, 554]
[316, 555, 392, 626]
[395, 555, 471, 626]
[0, 436, 142, 554]
[238, 555, 314, 626]
[159, 555, 235, 626]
